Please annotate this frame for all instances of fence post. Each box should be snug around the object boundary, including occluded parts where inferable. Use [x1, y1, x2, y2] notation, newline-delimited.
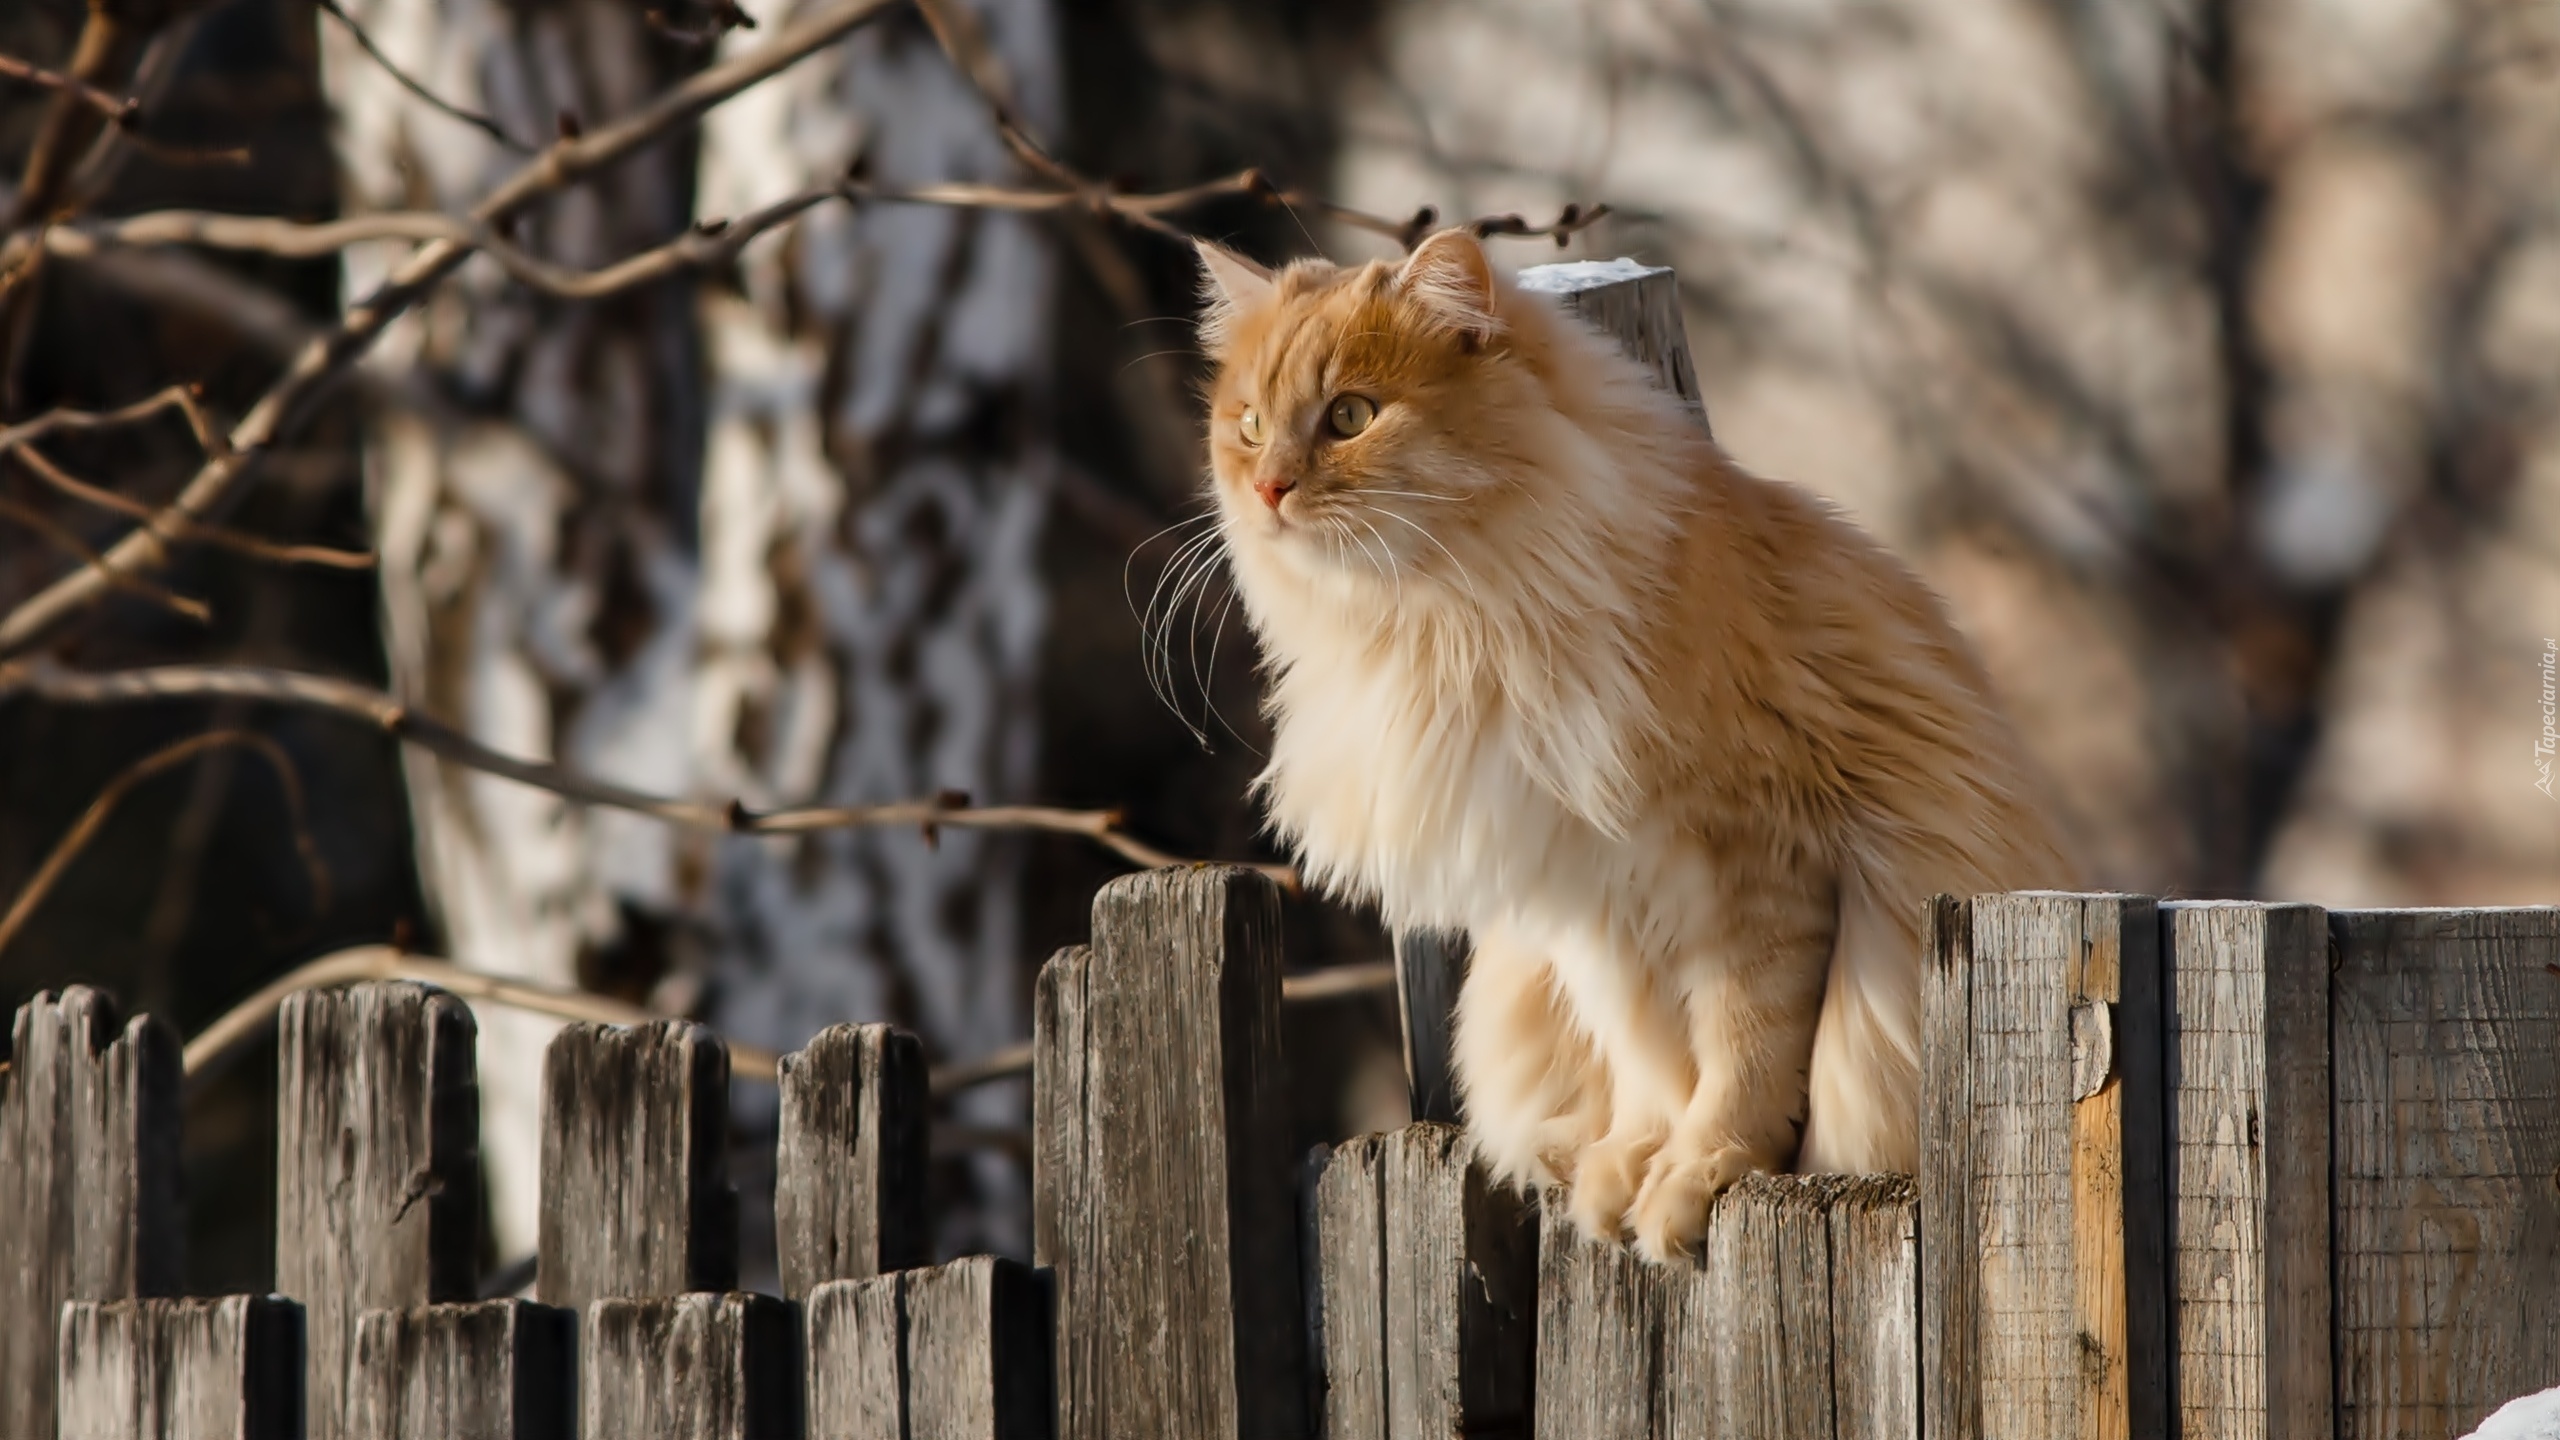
[1922, 892, 2170, 1440]
[775, 1021, 929, 1297]
[1032, 866, 1303, 1440]
[805, 1271, 906, 1439]
[56, 1295, 303, 1440]
[348, 1300, 574, 1440]
[1531, 1199, 1660, 1439]
[1829, 1175, 1920, 1440]
[1305, 1123, 1534, 1438]
[0, 986, 182, 1440]
[583, 1293, 800, 1440]
[275, 981, 481, 1440]
[537, 1019, 738, 1312]
[2163, 902, 2332, 1440]
[2330, 906, 2560, 1440]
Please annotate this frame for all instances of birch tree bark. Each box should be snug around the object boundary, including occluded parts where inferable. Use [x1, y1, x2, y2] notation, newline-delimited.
[324, 0, 1057, 1262]
[320, 0, 707, 1260]
[694, 0, 1056, 1258]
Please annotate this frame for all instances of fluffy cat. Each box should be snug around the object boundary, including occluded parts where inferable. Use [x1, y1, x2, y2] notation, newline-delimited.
[1192, 229, 2079, 1260]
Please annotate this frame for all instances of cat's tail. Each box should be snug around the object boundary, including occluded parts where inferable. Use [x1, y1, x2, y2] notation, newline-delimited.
[1797, 859, 1924, 1174]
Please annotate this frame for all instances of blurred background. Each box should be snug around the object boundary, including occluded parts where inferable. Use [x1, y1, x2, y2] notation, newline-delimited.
[3, 0, 2554, 1294]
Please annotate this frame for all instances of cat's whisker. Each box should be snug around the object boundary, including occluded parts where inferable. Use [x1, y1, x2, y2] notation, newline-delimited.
[1366, 504, 1482, 605]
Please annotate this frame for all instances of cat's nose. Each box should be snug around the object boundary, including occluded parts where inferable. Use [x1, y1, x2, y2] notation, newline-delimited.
[1254, 477, 1296, 512]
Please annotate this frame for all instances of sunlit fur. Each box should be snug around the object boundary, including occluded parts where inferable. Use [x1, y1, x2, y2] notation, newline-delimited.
[1194, 230, 2080, 1260]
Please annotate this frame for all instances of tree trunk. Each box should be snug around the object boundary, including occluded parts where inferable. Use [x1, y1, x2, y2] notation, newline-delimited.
[323, 0, 1056, 1263]
[694, 0, 1056, 1259]
[320, 0, 706, 1261]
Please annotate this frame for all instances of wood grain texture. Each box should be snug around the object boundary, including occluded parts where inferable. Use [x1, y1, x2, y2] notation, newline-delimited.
[805, 1273, 907, 1440]
[57, 1295, 304, 1440]
[1532, 1196, 1659, 1440]
[347, 1300, 572, 1440]
[581, 1292, 798, 1440]
[1382, 1122, 1535, 1440]
[1920, 893, 1979, 1440]
[905, 1256, 1053, 1440]
[1929, 893, 2169, 1440]
[2164, 902, 2333, 1440]
[1515, 260, 1710, 428]
[1, 986, 182, 1440]
[1309, 1135, 1387, 1440]
[1829, 1175, 1920, 1440]
[275, 981, 480, 1440]
[1660, 1174, 1838, 1440]
[538, 1020, 737, 1313]
[776, 1022, 929, 1299]
[1390, 933, 1466, 1127]
[1031, 944, 1093, 1440]
[2331, 907, 2560, 1440]
[1031, 868, 1303, 1440]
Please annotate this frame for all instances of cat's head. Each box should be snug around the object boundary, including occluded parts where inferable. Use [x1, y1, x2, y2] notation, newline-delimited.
[1193, 229, 1537, 590]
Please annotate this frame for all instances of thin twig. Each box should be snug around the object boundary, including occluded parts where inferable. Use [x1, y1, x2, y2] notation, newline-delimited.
[0, 729, 326, 959]
[0, 0, 910, 660]
[0, 492, 210, 623]
[176, 947, 783, 1097]
[178, 945, 1390, 1101]
[309, 0, 531, 153]
[6, 446, 374, 570]
[0, 48, 138, 125]
[0, 660, 1301, 887]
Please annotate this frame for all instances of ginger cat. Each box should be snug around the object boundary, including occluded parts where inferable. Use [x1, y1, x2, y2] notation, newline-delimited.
[1193, 229, 2079, 1260]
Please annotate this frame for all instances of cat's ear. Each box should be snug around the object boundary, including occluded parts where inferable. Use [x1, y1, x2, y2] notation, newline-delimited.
[1195, 240, 1276, 352]
[1396, 228, 1500, 342]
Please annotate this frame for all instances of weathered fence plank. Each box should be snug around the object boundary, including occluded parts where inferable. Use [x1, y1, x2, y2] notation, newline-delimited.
[1390, 933, 1465, 1126]
[1, 986, 182, 1440]
[1661, 1176, 1839, 1440]
[2331, 906, 2560, 1440]
[1830, 1175, 1921, 1440]
[776, 1022, 929, 1299]
[907, 1256, 1052, 1440]
[1923, 892, 2170, 1440]
[1517, 258, 1709, 426]
[538, 1020, 737, 1313]
[1532, 1199, 1660, 1440]
[1308, 1124, 1535, 1439]
[1382, 1123, 1536, 1437]
[347, 1299, 573, 1440]
[582, 1291, 798, 1440]
[806, 1271, 908, 1439]
[56, 1295, 303, 1440]
[1308, 1135, 1387, 1439]
[1031, 867, 1304, 1440]
[2164, 902, 2333, 1440]
[276, 981, 480, 1440]
[805, 1258, 1051, 1440]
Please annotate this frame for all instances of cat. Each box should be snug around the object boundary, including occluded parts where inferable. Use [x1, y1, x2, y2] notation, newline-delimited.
[1191, 228, 2081, 1261]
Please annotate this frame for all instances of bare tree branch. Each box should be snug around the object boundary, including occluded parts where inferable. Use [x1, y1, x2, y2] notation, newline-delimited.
[0, 728, 324, 958]
[0, 0, 910, 659]
[0, 660, 1301, 886]
[0, 48, 139, 126]
[308, 0, 530, 153]
[0, 492, 210, 623]
[6, 444, 374, 570]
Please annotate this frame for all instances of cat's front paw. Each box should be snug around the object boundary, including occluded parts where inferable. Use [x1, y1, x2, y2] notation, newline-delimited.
[1565, 1135, 1655, 1242]
[1628, 1144, 1760, 1263]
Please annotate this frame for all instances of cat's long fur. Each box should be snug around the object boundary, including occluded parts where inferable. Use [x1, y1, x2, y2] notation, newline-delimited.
[1194, 230, 2079, 1260]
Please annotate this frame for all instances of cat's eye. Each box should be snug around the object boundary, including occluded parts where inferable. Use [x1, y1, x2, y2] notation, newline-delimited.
[1238, 407, 1266, 446]
[1326, 395, 1378, 438]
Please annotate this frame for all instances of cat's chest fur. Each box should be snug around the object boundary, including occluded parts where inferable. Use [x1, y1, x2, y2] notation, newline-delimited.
[1255, 603, 1711, 944]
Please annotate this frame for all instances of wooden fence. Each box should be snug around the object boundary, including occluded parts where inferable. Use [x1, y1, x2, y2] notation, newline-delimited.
[4, 254, 2557, 1440]
[3, 875, 2554, 1440]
